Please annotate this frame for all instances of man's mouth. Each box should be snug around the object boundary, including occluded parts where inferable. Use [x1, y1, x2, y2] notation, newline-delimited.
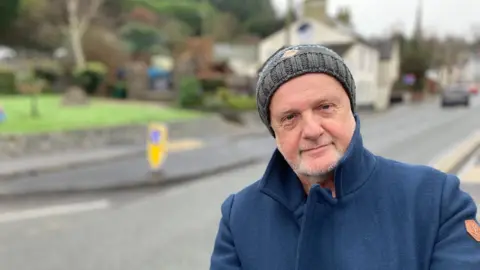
[301, 144, 331, 153]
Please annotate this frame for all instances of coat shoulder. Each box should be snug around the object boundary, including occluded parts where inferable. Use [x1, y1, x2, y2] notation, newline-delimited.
[371, 156, 451, 209]
[376, 156, 448, 186]
[230, 179, 264, 207]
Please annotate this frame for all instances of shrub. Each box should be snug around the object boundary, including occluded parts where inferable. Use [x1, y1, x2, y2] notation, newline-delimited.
[34, 67, 62, 92]
[204, 87, 257, 111]
[15, 70, 47, 95]
[200, 78, 226, 93]
[0, 67, 17, 95]
[216, 87, 257, 111]
[177, 76, 203, 108]
[73, 62, 108, 95]
[225, 94, 256, 111]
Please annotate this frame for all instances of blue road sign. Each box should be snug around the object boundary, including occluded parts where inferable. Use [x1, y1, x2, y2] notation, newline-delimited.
[150, 130, 161, 144]
[403, 74, 416, 85]
[0, 107, 5, 123]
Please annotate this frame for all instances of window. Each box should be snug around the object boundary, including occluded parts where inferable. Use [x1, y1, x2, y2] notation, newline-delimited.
[297, 22, 314, 44]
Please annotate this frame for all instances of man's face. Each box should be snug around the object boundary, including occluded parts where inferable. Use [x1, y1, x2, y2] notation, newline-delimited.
[269, 73, 356, 178]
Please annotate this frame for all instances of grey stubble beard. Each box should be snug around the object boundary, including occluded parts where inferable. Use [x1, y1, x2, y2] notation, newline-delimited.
[293, 150, 343, 186]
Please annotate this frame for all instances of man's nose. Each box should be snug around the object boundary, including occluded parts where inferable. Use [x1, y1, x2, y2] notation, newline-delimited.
[301, 112, 323, 139]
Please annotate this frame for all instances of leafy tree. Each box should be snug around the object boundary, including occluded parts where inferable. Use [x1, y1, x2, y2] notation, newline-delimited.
[207, 0, 278, 37]
[0, 0, 20, 35]
[400, 38, 431, 91]
[205, 12, 241, 41]
[120, 21, 163, 54]
[208, 0, 275, 23]
[243, 16, 285, 38]
[129, 0, 215, 36]
[0, 0, 61, 49]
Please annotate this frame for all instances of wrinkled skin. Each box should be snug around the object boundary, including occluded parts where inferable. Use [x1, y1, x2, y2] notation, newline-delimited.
[269, 73, 356, 190]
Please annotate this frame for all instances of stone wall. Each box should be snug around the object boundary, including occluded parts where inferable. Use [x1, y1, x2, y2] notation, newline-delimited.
[0, 111, 265, 160]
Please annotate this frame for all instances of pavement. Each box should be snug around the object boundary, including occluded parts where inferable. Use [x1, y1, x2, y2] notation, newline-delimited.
[0, 95, 480, 269]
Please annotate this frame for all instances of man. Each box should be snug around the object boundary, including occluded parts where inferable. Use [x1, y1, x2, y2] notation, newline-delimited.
[209, 44, 480, 270]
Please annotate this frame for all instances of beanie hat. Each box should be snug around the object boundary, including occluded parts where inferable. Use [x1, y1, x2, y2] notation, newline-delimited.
[256, 44, 357, 136]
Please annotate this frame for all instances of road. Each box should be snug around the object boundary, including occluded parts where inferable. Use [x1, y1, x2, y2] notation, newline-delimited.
[1, 96, 480, 270]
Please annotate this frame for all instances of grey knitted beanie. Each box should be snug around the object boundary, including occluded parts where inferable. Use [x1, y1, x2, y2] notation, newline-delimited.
[256, 44, 356, 136]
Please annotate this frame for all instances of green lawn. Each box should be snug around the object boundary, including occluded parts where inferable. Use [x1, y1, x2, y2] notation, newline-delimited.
[0, 95, 203, 134]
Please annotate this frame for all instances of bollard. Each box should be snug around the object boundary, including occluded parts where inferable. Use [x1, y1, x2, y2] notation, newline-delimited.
[146, 123, 169, 173]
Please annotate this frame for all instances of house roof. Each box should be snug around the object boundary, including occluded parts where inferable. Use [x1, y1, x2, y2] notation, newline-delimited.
[291, 18, 376, 51]
[261, 17, 378, 55]
[322, 17, 377, 49]
[371, 39, 395, 60]
[321, 42, 354, 57]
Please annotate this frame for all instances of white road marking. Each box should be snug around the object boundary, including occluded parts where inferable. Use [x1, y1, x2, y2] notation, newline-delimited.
[0, 199, 111, 224]
[428, 130, 480, 171]
[457, 154, 478, 176]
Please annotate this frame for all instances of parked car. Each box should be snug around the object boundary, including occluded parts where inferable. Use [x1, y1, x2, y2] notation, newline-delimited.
[441, 84, 470, 107]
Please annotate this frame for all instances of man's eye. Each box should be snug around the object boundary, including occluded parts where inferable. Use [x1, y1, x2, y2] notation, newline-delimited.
[318, 104, 336, 111]
[282, 114, 296, 122]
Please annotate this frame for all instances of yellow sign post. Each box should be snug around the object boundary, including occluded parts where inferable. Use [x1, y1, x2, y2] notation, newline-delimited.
[147, 123, 168, 171]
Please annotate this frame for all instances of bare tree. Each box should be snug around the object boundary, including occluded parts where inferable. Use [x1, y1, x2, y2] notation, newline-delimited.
[66, 0, 105, 70]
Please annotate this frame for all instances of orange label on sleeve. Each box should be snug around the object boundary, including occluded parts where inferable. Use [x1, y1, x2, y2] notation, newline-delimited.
[465, 220, 480, 242]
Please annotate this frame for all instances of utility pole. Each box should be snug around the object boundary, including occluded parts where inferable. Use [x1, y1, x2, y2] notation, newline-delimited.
[284, 0, 294, 46]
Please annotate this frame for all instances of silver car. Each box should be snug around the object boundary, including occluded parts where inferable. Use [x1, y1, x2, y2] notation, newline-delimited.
[441, 84, 470, 107]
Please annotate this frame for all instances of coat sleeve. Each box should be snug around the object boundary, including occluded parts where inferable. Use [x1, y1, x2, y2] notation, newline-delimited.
[210, 194, 242, 270]
[430, 174, 480, 269]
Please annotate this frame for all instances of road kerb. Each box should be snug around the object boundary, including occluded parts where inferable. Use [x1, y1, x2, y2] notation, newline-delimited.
[0, 156, 268, 200]
[0, 139, 205, 181]
[430, 130, 480, 173]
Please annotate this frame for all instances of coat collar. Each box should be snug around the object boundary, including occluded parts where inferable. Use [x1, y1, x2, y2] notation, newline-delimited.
[258, 114, 377, 212]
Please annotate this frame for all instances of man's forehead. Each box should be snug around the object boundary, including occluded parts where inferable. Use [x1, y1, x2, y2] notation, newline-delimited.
[271, 90, 336, 112]
[270, 77, 344, 110]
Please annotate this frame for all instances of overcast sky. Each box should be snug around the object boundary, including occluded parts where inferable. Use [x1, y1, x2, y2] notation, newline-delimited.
[272, 0, 480, 39]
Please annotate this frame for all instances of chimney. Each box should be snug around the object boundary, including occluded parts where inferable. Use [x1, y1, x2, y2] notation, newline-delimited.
[303, 0, 327, 22]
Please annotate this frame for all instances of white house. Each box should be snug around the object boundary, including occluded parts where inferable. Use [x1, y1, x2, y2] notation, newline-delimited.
[431, 53, 479, 88]
[428, 65, 462, 88]
[460, 52, 480, 85]
[371, 38, 401, 108]
[257, 0, 389, 110]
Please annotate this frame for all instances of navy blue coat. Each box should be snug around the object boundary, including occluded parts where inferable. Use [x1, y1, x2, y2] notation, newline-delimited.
[210, 116, 480, 269]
